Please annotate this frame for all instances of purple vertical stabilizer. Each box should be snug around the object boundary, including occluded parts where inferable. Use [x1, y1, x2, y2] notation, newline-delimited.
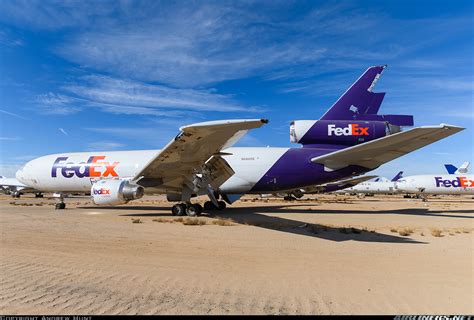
[319, 65, 413, 127]
[391, 171, 404, 182]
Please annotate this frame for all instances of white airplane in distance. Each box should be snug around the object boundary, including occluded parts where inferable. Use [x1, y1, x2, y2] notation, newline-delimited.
[14, 66, 465, 214]
[0, 176, 42, 198]
[339, 171, 404, 195]
[395, 174, 474, 196]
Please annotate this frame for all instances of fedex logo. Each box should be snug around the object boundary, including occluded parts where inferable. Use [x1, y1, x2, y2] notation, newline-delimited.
[93, 188, 111, 195]
[327, 124, 369, 136]
[52, 156, 119, 178]
[435, 177, 474, 188]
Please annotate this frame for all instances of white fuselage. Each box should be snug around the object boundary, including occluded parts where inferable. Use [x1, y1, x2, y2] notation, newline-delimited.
[15, 147, 289, 195]
[395, 174, 474, 195]
[341, 180, 397, 194]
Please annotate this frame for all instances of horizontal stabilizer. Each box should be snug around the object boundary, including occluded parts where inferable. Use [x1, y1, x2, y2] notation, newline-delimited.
[311, 124, 464, 171]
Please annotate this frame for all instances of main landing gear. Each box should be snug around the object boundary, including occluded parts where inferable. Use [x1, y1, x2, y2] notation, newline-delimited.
[171, 203, 203, 217]
[171, 200, 226, 216]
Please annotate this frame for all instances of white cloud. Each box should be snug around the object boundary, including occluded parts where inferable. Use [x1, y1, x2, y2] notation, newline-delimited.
[36, 92, 82, 115]
[0, 137, 21, 141]
[35, 74, 261, 117]
[65, 75, 257, 113]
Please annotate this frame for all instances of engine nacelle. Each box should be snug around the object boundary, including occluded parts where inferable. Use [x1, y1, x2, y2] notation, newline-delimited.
[290, 120, 400, 146]
[91, 179, 144, 206]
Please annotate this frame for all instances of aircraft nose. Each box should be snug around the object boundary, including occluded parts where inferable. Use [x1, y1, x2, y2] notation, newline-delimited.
[15, 165, 27, 184]
[16, 160, 34, 185]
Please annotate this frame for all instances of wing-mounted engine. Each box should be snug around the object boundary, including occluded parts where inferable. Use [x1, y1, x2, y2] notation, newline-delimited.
[290, 120, 401, 146]
[91, 179, 144, 206]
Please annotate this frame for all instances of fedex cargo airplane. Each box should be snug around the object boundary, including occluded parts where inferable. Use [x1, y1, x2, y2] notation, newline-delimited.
[395, 174, 474, 195]
[0, 176, 42, 198]
[340, 171, 404, 194]
[15, 66, 464, 215]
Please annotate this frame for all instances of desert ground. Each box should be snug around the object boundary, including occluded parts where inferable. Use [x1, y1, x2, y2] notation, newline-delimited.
[0, 193, 472, 315]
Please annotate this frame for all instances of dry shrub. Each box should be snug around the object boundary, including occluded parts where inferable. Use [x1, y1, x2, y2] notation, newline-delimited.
[131, 218, 142, 224]
[182, 218, 206, 226]
[390, 227, 398, 233]
[398, 227, 414, 236]
[430, 228, 443, 237]
[152, 218, 174, 223]
[212, 218, 234, 226]
[420, 232, 425, 236]
[461, 228, 471, 234]
[175, 217, 184, 223]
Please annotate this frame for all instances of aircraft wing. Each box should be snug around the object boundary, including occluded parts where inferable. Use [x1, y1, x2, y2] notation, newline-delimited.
[0, 178, 38, 193]
[311, 124, 464, 171]
[302, 175, 377, 193]
[134, 119, 268, 194]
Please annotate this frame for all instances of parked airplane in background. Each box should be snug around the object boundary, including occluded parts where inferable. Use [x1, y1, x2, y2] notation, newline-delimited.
[15, 66, 464, 214]
[395, 172, 474, 197]
[445, 161, 470, 174]
[339, 171, 404, 195]
[0, 176, 42, 198]
[264, 174, 377, 200]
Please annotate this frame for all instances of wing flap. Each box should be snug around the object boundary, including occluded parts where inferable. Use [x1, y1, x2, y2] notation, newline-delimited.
[311, 124, 464, 170]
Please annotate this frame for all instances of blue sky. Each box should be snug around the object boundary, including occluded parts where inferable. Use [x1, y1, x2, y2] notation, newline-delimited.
[0, 0, 473, 178]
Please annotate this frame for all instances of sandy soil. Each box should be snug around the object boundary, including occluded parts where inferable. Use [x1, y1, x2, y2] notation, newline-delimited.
[0, 194, 472, 314]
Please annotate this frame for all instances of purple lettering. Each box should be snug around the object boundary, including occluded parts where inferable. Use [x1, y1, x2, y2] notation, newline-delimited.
[75, 162, 89, 178]
[61, 162, 75, 178]
[452, 178, 461, 187]
[435, 177, 443, 187]
[51, 157, 68, 177]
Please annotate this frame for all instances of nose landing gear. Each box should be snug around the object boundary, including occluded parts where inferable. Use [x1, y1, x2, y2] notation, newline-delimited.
[53, 193, 66, 210]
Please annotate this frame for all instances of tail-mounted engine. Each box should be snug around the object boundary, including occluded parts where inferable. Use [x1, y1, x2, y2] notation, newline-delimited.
[290, 120, 401, 146]
[91, 179, 144, 206]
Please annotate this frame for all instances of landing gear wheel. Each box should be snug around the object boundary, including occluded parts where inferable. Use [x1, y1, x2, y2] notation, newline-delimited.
[35, 193, 43, 198]
[12, 192, 20, 198]
[171, 203, 187, 216]
[186, 204, 199, 217]
[195, 204, 203, 216]
[55, 203, 66, 210]
[217, 201, 226, 210]
[204, 201, 215, 211]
